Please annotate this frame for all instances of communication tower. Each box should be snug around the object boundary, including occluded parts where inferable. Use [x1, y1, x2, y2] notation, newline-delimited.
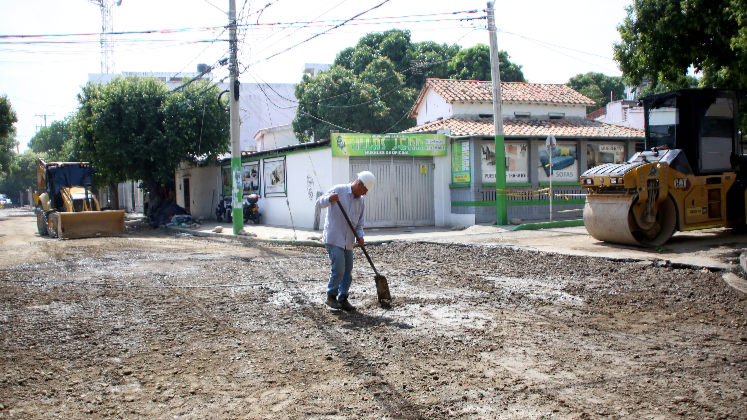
[88, 0, 122, 73]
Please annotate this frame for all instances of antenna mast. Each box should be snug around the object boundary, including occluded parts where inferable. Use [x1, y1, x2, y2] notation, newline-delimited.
[88, 0, 122, 73]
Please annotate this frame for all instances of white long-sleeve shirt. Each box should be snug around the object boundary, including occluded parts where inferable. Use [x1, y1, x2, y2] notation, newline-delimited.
[316, 184, 365, 250]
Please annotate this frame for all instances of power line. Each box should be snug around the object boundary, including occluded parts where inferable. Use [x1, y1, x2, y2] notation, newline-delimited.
[240, 0, 391, 73]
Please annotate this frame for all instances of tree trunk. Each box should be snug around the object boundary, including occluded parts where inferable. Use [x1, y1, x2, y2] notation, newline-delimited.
[143, 179, 164, 218]
[109, 182, 120, 210]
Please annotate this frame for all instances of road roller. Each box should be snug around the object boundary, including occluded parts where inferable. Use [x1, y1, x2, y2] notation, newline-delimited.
[581, 89, 746, 247]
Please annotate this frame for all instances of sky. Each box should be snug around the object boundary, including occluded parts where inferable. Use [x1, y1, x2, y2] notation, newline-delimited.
[0, 0, 633, 152]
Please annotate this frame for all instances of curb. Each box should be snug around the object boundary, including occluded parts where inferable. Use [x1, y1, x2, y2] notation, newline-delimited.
[166, 225, 326, 247]
[511, 219, 585, 231]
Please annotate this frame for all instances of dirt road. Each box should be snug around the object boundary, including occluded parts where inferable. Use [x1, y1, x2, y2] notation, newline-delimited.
[1, 210, 746, 419]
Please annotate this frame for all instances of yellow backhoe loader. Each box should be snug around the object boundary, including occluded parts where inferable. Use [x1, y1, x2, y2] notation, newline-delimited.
[582, 89, 745, 247]
[33, 159, 126, 239]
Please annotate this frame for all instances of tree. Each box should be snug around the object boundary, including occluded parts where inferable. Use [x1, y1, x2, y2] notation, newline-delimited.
[566, 72, 625, 112]
[298, 30, 527, 140]
[28, 116, 76, 161]
[75, 76, 229, 211]
[615, 0, 746, 88]
[0, 95, 18, 174]
[447, 44, 527, 82]
[614, 0, 747, 129]
[293, 62, 417, 142]
[333, 29, 460, 91]
[0, 150, 44, 205]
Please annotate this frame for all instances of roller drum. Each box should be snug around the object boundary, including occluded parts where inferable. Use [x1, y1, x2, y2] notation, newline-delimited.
[583, 195, 641, 246]
[584, 194, 677, 247]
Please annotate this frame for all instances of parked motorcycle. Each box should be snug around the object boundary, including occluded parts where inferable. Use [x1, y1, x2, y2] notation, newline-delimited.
[215, 195, 232, 222]
[243, 194, 262, 225]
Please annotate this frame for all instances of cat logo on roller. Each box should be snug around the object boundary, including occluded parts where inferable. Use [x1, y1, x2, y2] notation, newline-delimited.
[580, 89, 745, 247]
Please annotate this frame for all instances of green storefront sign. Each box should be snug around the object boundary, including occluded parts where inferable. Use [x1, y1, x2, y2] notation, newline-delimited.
[332, 133, 447, 157]
[451, 140, 470, 183]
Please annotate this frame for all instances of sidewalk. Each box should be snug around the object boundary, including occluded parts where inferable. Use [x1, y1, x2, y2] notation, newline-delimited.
[160, 216, 518, 246]
[147, 213, 746, 270]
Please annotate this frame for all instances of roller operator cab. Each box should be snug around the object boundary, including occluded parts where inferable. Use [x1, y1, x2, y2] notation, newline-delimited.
[581, 89, 744, 247]
[33, 159, 126, 239]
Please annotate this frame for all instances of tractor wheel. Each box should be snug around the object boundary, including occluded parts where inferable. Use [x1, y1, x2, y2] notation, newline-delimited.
[36, 208, 48, 236]
[48, 212, 60, 239]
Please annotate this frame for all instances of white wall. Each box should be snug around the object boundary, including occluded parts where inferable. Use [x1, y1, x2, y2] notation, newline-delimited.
[117, 180, 145, 213]
[218, 82, 298, 151]
[175, 164, 221, 220]
[257, 125, 298, 151]
[433, 137, 476, 228]
[596, 102, 645, 130]
[256, 147, 334, 229]
[415, 90, 452, 125]
[500, 102, 588, 118]
[415, 90, 589, 125]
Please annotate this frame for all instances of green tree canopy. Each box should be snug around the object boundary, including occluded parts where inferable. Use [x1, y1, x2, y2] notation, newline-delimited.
[0, 150, 44, 204]
[447, 44, 527, 82]
[299, 30, 527, 139]
[566, 72, 625, 112]
[28, 116, 76, 161]
[0, 95, 18, 174]
[75, 76, 229, 208]
[333, 29, 460, 90]
[293, 61, 417, 141]
[614, 0, 747, 129]
[614, 0, 747, 90]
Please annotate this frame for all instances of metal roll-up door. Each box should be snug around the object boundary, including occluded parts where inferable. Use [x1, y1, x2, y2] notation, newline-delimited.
[350, 156, 435, 227]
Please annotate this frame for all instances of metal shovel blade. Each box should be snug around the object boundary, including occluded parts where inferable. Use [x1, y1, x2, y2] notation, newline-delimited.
[375, 274, 391, 306]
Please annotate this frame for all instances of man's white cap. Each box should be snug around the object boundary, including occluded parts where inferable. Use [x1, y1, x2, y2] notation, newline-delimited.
[357, 171, 376, 190]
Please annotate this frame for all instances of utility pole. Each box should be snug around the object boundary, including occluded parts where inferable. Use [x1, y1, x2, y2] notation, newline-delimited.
[34, 113, 54, 130]
[229, 0, 243, 234]
[487, 1, 507, 225]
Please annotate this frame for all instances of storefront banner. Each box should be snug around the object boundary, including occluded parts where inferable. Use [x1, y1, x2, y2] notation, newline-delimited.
[537, 142, 578, 182]
[452, 141, 471, 183]
[333, 133, 447, 157]
[587, 143, 626, 168]
[481, 141, 528, 183]
[242, 162, 260, 195]
[264, 157, 287, 197]
[221, 166, 232, 197]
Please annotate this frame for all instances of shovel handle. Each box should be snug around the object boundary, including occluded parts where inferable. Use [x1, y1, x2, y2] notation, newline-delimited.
[335, 201, 380, 276]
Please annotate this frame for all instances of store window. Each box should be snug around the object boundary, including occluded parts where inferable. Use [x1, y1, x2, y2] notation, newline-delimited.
[538, 142, 578, 182]
[481, 140, 528, 183]
[587, 143, 626, 169]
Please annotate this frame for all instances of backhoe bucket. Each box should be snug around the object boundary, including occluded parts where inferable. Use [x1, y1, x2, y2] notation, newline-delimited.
[57, 210, 126, 239]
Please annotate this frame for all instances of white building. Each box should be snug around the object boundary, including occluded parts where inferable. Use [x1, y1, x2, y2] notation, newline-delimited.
[587, 99, 645, 130]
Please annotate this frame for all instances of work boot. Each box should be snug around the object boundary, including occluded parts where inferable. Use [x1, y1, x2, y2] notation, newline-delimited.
[326, 295, 341, 309]
[338, 298, 355, 312]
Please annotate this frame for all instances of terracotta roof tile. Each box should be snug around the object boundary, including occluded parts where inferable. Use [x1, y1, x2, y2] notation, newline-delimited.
[586, 107, 607, 120]
[402, 116, 644, 139]
[409, 79, 596, 117]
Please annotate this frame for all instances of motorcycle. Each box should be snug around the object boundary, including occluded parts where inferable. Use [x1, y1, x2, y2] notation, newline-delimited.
[215, 195, 232, 222]
[243, 194, 262, 225]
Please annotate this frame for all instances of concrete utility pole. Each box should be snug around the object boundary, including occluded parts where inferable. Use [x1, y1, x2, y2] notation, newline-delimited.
[487, 1, 508, 225]
[229, 0, 243, 234]
[34, 113, 54, 130]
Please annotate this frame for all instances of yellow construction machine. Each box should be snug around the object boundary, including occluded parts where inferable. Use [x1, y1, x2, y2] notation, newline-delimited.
[33, 159, 126, 239]
[582, 89, 744, 246]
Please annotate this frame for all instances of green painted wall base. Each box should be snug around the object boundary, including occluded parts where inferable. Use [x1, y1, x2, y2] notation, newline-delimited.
[511, 219, 585, 231]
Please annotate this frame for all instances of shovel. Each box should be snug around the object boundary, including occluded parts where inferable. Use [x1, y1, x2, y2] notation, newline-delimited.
[335, 201, 392, 307]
